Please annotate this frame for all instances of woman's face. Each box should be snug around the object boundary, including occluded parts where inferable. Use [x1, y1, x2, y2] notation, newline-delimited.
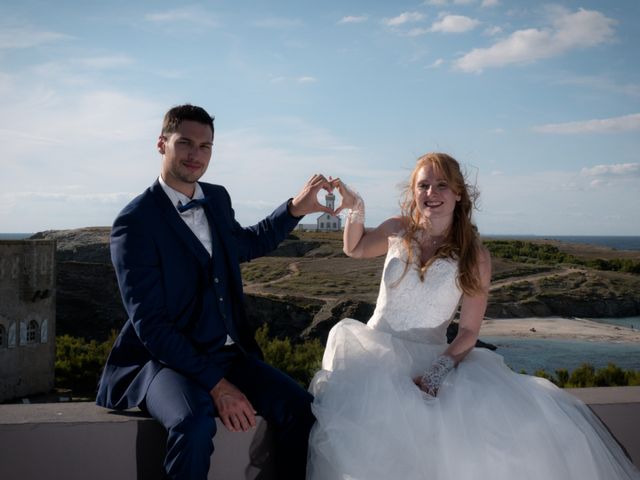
[413, 164, 461, 225]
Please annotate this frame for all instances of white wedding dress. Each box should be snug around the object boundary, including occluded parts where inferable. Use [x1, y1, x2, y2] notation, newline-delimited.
[307, 237, 639, 479]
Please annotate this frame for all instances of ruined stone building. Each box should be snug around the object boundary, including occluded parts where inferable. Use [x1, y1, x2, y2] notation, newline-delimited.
[0, 240, 56, 402]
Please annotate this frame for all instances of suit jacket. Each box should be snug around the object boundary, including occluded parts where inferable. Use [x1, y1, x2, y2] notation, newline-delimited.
[96, 180, 300, 410]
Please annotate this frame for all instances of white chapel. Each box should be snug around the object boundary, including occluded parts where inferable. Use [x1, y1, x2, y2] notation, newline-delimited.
[316, 193, 342, 232]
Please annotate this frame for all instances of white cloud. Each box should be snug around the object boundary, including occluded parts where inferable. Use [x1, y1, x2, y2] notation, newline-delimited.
[430, 15, 480, 33]
[581, 163, 640, 177]
[533, 113, 640, 134]
[477, 169, 640, 235]
[484, 25, 502, 36]
[5, 191, 135, 204]
[424, 0, 475, 5]
[455, 8, 615, 73]
[269, 75, 318, 85]
[426, 58, 445, 69]
[554, 74, 640, 98]
[252, 17, 303, 28]
[481, 0, 499, 7]
[144, 7, 218, 27]
[76, 55, 135, 70]
[338, 15, 368, 24]
[0, 27, 72, 49]
[383, 12, 426, 27]
[406, 28, 431, 37]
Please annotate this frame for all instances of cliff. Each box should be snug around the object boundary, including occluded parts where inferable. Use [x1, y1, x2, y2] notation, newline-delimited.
[32, 228, 640, 343]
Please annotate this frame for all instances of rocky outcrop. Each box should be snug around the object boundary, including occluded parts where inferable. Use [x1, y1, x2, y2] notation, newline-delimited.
[32, 228, 639, 344]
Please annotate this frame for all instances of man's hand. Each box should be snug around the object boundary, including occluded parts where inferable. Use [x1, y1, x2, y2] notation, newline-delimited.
[288, 173, 334, 217]
[210, 378, 257, 432]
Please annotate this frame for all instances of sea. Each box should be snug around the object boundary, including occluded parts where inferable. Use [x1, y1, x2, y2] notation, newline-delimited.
[485, 235, 640, 251]
[2, 232, 639, 373]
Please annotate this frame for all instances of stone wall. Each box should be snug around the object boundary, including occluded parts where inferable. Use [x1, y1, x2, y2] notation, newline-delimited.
[0, 240, 56, 402]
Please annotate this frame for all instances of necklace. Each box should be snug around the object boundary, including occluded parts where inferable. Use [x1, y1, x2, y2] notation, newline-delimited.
[418, 230, 445, 249]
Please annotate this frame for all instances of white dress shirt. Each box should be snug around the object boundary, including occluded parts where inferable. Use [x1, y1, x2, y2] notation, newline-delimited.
[158, 176, 213, 256]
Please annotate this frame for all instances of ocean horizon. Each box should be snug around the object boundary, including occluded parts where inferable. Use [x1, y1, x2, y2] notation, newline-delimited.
[2, 232, 640, 250]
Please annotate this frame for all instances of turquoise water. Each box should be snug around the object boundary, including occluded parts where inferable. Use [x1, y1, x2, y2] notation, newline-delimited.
[482, 336, 640, 374]
[587, 316, 640, 329]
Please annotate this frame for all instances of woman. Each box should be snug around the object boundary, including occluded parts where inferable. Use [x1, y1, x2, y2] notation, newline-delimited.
[306, 153, 639, 479]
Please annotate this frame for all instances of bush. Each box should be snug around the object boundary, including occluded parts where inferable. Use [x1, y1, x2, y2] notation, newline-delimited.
[255, 324, 324, 387]
[529, 362, 640, 388]
[55, 331, 117, 395]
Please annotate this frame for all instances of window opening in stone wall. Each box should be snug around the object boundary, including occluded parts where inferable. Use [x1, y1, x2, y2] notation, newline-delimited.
[27, 320, 39, 344]
[0, 325, 5, 348]
[8, 322, 16, 347]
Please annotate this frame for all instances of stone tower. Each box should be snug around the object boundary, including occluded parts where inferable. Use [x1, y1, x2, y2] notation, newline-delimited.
[0, 239, 56, 402]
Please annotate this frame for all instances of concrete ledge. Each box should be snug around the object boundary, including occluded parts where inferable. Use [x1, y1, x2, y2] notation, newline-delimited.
[567, 386, 640, 467]
[0, 403, 274, 480]
[1, 387, 639, 479]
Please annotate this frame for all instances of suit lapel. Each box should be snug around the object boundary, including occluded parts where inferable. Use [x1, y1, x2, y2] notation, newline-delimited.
[149, 181, 211, 268]
[199, 189, 243, 290]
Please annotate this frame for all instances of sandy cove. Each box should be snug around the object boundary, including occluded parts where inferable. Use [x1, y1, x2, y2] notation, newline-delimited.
[480, 317, 640, 343]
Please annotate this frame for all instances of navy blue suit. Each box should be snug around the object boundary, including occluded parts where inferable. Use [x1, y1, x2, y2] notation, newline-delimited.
[97, 180, 314, 479]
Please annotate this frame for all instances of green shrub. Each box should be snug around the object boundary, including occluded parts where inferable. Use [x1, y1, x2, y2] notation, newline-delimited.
[55, 331, 117, 394]
[529, 362, 639, 388]
[255, 325, 323, 387]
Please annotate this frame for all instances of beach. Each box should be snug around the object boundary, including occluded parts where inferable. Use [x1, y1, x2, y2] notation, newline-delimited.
[481, 317, 640, 343]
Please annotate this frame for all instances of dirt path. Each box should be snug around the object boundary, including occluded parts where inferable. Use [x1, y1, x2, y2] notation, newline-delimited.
[490, 266, 587, 290]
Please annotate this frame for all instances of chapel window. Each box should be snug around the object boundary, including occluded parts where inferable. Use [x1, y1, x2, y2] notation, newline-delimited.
[27, 320, 38, 344]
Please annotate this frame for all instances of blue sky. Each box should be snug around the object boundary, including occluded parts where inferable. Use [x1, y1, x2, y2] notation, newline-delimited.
[1, 0, 639, 235]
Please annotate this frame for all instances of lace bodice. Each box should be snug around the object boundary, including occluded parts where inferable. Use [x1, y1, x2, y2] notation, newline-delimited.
[367, 236, 462, 344]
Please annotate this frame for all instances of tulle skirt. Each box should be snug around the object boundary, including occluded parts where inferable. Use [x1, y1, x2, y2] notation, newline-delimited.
[307, 319, 640, 480]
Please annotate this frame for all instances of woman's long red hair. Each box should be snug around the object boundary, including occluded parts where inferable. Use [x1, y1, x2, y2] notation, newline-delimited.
[398, 152, 482, 296]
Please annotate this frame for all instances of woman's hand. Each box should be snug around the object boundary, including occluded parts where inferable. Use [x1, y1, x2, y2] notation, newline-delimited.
[413, 375, 438, 397]
[330, 177, 360, 214]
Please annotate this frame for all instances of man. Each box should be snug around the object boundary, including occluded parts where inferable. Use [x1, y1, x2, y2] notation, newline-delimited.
[96, 104, 331, 479]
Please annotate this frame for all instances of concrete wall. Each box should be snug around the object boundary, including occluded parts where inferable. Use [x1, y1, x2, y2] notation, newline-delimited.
[0, 240, 56, 402]
[0, 403, 274, 480]
[0, 388, 638, 479]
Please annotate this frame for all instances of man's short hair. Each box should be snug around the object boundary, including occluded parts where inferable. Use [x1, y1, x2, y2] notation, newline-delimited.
[161, 104, 215, 136]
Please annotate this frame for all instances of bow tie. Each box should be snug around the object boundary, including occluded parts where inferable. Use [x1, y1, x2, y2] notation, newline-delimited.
[177, 198, 208, 213]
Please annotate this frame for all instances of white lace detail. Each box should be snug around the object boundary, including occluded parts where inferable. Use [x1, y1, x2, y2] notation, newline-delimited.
[339, 186, 365, 225]
[367, 236, 462, 344]
[420, 354, 455, 396]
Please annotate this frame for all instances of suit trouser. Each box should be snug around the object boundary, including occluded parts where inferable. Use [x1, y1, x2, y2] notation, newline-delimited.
[144, 348, 315, 480]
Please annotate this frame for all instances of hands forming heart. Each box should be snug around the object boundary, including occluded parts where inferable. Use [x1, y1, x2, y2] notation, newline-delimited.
[288, 174, 359, 218]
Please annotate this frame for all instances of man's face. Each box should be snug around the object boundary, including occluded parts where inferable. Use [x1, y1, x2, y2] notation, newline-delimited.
[158, 120, 214, 195]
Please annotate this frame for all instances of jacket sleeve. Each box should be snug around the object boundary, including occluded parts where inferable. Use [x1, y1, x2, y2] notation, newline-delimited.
[110, 209, 225, 392]
[218, 188, 301, 262]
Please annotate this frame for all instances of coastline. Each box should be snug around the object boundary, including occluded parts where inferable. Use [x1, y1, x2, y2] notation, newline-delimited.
[481, 317, 640, 343]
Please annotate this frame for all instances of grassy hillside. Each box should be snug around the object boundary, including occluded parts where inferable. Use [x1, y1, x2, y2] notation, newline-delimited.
[242, 231, 640, 318]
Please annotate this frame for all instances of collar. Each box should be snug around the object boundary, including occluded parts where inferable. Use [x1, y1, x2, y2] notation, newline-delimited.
[158, 176, 205, 211]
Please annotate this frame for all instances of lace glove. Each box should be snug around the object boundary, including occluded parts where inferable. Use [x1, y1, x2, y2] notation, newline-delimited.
[419, 355, 455, 397]
[340, 185, 365, 225]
